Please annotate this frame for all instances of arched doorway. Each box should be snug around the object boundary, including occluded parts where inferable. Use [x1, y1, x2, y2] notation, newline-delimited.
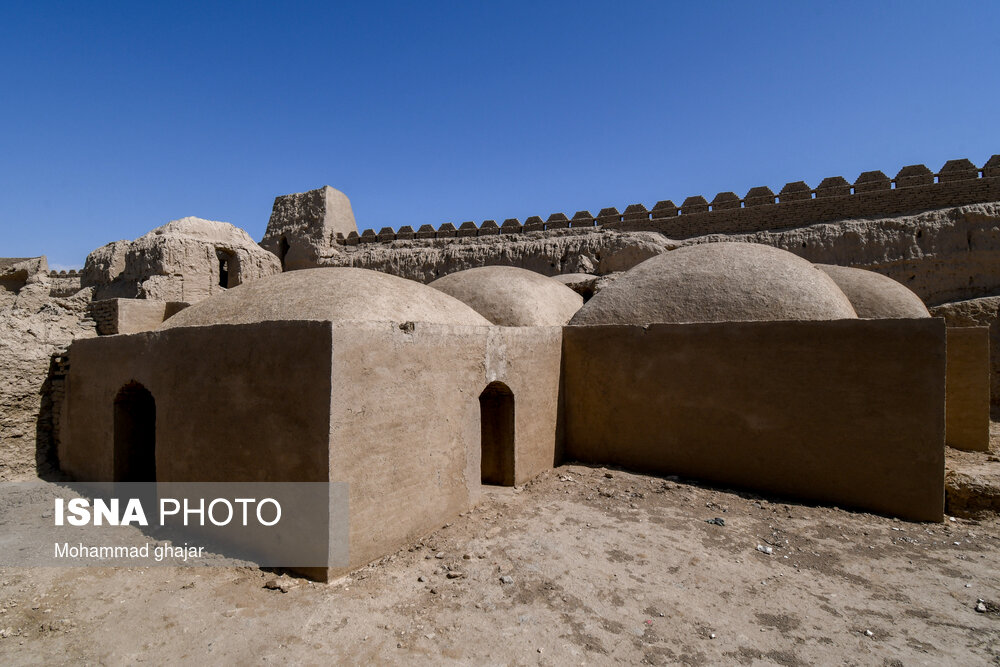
[480, 382, 514, 486]
[113, 382, 156, 482]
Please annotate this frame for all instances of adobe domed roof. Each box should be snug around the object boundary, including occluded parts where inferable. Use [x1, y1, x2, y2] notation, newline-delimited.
[570, 242, 858, 325]
[428, 266, 583, 326]
[160, 267, 491, 329]
[816, 264, 930, 319]
[140, 216, 260, 246]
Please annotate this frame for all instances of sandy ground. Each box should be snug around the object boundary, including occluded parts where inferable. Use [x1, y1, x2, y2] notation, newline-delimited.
[0, 452, 998, 666]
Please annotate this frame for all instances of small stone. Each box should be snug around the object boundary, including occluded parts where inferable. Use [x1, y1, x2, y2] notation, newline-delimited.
[706, 518, 725, 527]
[429, 588, 438, 595]
[446, 572, 464, 579]
[500, 575, 514, 585]
[756, 544, 773, 555]
[864, 630, 874, 637]
[710, 633, 716, 639]
[604, 472, 614, 478]
[417, 576, 427, 583]
[463, 554, 471, 560]
[434, 552, 445, 559]
[976, 602, 987, 613]
[264, 578, 291, 593]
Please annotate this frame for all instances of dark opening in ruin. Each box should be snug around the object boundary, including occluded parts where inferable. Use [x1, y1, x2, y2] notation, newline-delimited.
[216, 249, 239, 288]
[113, 382, 156, 482]
[278, 237, 290, 271]
[480, 382, 515, 486]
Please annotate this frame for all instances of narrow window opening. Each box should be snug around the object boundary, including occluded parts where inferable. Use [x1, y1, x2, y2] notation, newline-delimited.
[278, 237, 290, 271]
[113, 382, 156, 482]
[480, 382, 515, 485]
[216, 249, 240, 288]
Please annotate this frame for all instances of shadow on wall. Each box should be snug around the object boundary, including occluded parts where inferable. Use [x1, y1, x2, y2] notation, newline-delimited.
[480, 382, 514, 486]
[113, 382, 156, 483]
[34, 354, 64, 481]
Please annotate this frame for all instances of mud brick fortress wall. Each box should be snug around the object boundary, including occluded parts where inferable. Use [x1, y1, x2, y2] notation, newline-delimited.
[47, 269, 81, 297]
[341, 156, 1000, 244]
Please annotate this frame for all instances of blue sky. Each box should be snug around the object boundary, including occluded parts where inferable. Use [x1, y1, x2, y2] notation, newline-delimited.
[1, 1, 998, 268]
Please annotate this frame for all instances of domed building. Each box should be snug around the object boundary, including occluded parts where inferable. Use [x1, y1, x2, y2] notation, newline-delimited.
[59, 267, 564, 580]
[562, 242, 947, 524]
[570, 243, 857, 325]
[428, 266, 583, 326]
[58, 243, 970, 580]
[815, 264, 930, 319]
[161, 268, 492, 329]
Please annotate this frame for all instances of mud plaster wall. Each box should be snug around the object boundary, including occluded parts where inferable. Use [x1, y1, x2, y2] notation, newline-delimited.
[945, 327, 991, 452]
[88, 299, 190, 335]
[562, 319, 946, 522]
[325, 322, 562, 578]
[59, 321, 333, 482]
[491, 326, 564, 485]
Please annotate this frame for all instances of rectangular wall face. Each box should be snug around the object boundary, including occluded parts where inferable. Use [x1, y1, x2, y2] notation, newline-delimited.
[489, 327, 564, 485]
[946, 327, 991, 452]
[327, 323, 491, 576]
[60, 321, 333, 483]
[563, 319, 946, 522]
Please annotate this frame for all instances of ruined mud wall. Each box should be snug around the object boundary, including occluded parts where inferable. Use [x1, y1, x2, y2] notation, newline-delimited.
[304, 157, 1000, 299]
[692, 202, 1000, 307]
[47, 269, 81, 297]
[333, 156, 999, 245]
[931, 297, 1000, 413]
[0, 279, 95, 480]
[84, 217, 281, 303]
[317, 203, 1000, 304]
[319, 229, 676, 283]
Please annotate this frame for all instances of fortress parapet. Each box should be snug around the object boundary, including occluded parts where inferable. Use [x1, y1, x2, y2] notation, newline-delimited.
[329, 155, 1000, 244]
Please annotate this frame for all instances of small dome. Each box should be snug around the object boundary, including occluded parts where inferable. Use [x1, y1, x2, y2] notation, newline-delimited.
[142, 216, 260, 246]
[429, 266, 583, 326]
[816, 265, 930, 318]
[570, 243, 857, 325]
[160, 268, 491, 329]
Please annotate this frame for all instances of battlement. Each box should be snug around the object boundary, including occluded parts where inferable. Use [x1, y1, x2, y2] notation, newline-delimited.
[48, 269, 81, 278]
[339, 155, 1000, 244]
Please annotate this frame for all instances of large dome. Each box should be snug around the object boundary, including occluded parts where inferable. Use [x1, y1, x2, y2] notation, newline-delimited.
[428, 266, 583, 326]
[160, 267, 491, 329]
[816, 264, 930, 319]
[570, 242, 858, 325]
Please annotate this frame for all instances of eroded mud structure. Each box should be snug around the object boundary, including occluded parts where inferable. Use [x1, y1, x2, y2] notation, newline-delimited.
[4, 154, 999, 578]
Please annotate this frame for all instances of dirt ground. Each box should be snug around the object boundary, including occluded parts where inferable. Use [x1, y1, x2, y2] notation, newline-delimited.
[1, 447, 999, 665]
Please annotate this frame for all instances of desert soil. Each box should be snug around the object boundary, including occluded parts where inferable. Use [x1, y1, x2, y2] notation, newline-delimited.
[1, 451, 999, 665]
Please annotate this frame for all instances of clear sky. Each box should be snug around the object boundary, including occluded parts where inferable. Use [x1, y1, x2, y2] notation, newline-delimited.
[2, 1, 998, 268]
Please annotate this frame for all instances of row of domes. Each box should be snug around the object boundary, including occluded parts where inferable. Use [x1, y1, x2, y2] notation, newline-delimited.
[160, 242, 929, 330]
